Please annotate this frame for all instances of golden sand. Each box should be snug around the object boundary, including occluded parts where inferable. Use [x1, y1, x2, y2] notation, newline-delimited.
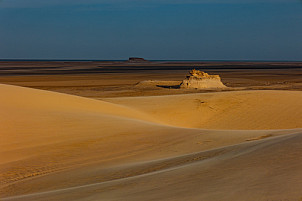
[0, 82, 302, 200]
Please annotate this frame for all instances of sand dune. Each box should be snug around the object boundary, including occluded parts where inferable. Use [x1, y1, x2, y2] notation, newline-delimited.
[4, 131, 302, 201]
[104, 90, 302, 130]
[1, 84, 302, 200]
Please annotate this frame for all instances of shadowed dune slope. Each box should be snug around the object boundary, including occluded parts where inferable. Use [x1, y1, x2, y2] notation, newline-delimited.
[104, 90, 302, 130]
[1, 84, 302, 200]
[3, 131, 302, 201]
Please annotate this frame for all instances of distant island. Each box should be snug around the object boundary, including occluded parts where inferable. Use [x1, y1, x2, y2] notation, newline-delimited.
[128, 57, 148, 63]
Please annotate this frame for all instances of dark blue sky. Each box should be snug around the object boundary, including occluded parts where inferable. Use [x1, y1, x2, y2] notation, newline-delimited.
[0, 0, 301, 60]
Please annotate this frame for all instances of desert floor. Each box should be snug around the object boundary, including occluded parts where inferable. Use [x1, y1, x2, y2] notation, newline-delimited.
[1, 61, 302, 201]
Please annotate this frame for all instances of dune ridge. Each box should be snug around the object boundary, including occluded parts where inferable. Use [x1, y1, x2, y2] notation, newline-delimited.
[104, 90, 302, 130]
[0, 84, 159, 123]
[1, 84, 302, 200]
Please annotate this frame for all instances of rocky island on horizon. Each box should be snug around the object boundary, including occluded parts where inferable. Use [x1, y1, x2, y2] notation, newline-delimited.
[128, 57, 149, 63]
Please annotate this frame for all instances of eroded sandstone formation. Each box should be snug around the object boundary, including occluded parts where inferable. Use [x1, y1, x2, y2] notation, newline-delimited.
[180, 69, 226, 89]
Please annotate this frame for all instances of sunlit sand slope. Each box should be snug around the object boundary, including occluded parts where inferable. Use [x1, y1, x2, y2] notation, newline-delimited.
[1, 84, 302, 201]
[5, 131, 302, 201]
[105, 90, 302, 130]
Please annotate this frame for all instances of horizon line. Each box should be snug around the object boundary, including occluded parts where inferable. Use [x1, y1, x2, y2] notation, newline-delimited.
[1, 59, 302, 62]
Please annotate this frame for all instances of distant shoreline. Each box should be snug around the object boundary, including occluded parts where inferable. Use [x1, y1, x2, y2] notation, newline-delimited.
[1, 59, 302, 62]
[0, 60, 301, 77]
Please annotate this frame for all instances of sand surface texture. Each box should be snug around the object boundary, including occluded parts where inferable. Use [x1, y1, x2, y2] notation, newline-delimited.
[1, 84, 302, 201]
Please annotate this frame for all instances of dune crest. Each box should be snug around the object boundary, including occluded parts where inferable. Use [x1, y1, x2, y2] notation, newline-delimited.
[0, 84, 158, 123]
[104, 90, 302, 130]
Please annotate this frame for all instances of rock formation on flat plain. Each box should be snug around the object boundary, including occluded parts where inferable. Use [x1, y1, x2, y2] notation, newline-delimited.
[180, 69, 226, 89]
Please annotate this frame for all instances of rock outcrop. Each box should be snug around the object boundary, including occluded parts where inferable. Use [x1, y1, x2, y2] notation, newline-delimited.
[180, 69, 226, 89]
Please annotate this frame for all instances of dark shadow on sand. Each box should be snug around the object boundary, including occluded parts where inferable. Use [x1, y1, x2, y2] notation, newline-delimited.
[156, 85, 180, 89]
